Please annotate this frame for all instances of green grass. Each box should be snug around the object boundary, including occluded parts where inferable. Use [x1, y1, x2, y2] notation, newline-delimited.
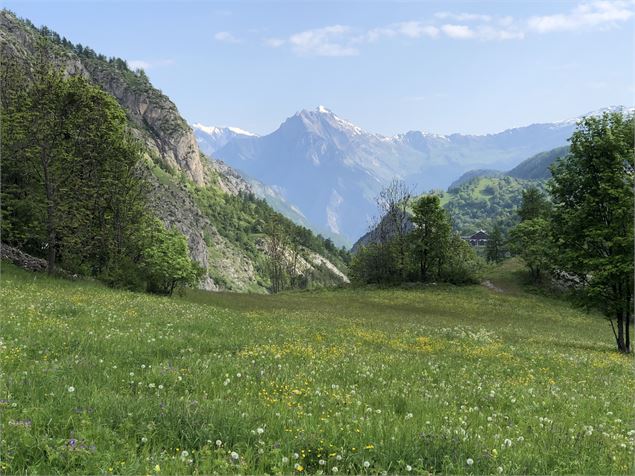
[1, 261, 633, 475]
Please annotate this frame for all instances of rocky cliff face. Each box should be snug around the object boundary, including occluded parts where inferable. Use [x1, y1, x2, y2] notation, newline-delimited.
[0, 9, 348, 291]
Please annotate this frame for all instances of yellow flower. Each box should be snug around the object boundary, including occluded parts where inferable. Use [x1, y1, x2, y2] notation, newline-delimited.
[365, 444, 375, 449]
[297, 465, 304, 472]
[154, 464, 161, 472]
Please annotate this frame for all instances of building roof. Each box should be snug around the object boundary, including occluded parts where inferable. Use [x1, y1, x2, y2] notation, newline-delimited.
[469, 230, 489, 240]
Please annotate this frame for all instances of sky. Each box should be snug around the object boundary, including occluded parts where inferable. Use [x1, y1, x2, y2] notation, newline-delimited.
[4, 0, 634, 136]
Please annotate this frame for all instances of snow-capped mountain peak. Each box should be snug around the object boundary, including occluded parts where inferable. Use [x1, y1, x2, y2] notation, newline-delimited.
[192, 123, 258, 154]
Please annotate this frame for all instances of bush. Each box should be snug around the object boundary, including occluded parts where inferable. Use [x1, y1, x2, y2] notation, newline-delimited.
[140, 219, 203, 295]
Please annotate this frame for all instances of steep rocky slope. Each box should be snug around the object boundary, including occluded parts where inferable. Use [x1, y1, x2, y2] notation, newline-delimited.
[0, 9, 348, 291]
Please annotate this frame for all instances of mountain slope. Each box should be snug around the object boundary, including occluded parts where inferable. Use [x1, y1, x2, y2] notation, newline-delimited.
[0, 9, 348, 292]
[213, 107, 581, 242]
[507, 145, 570, 179]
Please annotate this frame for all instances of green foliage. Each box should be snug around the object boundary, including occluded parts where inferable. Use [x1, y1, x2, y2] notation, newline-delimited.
[509, 219, 552, 283]
[349, 242, 399, 285]
[549, 111, 634, 352]
[140, 219, 203, 296]
[410, 195, 452, 282]
[352, 195, 481, 286]
[507, 146, 569, 180]
[192, 186, 349, 290]
[485, 223, 507, 263]
[441, 176, 547, 236]
[1, 57, 147, 280]
[518, 187, 551, 222]
[441, 234, 484, 284]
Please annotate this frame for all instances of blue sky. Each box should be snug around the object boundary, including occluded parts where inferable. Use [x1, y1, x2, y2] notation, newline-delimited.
[5, 0, 634, 135]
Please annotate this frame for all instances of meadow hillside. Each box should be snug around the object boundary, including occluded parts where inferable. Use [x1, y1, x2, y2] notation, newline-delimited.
[0, 262, 633, 475]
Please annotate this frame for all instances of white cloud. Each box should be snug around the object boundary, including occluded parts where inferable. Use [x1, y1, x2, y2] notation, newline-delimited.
[435, 12, 492, 22]
[289, 25, 358, 57]
[214, 31, 241, 43]
[128, 59, 174, 70]
[441, 24, 475, 39]
[264, 37, 285, 48]
[395, 21, 440, 39]
[268, 2, 632, 57]
[528, 1, 634, 33]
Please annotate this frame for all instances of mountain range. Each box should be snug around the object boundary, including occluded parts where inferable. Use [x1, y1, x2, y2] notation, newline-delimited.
[195, 106, 631, 244]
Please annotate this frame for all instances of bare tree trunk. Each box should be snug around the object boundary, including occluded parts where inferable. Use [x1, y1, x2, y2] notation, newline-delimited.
[625, 311, 631, 353]
[42, 157, 56, 275]
[616, 311, 626, 352]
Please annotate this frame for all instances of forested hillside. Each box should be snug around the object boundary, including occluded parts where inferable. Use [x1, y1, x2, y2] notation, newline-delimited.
[440, 146, 569, 235]
[0, 9, 348, 293]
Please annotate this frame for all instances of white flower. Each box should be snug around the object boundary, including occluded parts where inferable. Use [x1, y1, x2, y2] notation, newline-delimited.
[467, 458, 474, 466]
[256, 427, 264, 435]
[405, 413, 413, 420]
[406, 465, 412, 472]
[293, 453, 300, 459]
[335, 454, 342, 461]
[332, 467, 339, 473]
[503, 438, 512, 448]
[363, 461, 370, 468]
[158, 384, 164, 390]
[141, 364, 146, 369]
[216, 440, 222, 447]
[230, 451, 239, 461]
[319, 459, 326, 465]
[180, 450, 189, 459]
[282, 457, 289, 464]
[141, 437, 148, 443]
[67, 386, 75, 393]
[497, 467, 504, 474]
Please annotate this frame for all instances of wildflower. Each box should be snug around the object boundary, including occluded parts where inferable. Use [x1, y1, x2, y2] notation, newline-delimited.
[141, 437, 148, 443]
[503, 439, 512, 448]
[467, 458, 474, 466]
[335, 454, 342, 461]
[293, 453, 300, 459]
[405, 413, 413, 419]
[363, 461, 370, 468]
[67, 386, 75, 393]
[158, 384, 164, 390]
[230, 451, 240, 461]
[332, 467, 339, 473]
[319, 459, 326, 465]
[216, 440, 222, 447]
[180, 450, 189, 459]
[257, 427, 264, 434]
[154, 464, 161, 472]
[282, 457, 289, 464]
[406, 465, 412, 472]
[294, 463, 304, 471]
[497, 467, 503, 474]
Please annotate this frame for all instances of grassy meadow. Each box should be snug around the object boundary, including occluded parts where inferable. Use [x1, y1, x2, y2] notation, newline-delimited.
[0, 260, 633, 475]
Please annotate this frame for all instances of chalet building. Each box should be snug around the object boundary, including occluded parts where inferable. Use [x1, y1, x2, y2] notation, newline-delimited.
[463, 230, 489, 247]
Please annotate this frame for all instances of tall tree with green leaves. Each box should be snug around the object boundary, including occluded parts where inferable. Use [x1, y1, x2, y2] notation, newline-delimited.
[1, 53, 146, 278]
[485, 223, 507, 263]
[409, 195, 451, 282]
[549, 112, 634, 353]
[518, 186, 551, 222]
[509, 218, 552, 283]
